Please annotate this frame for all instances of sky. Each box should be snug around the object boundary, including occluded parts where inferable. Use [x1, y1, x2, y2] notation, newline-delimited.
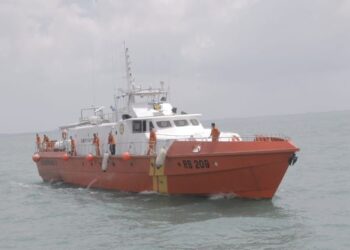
[0, 0, 350, 133]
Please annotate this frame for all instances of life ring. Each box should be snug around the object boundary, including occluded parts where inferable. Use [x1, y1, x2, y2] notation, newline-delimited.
[119, 123, 124, 135]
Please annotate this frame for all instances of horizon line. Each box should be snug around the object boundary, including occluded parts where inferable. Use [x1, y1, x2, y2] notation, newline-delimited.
[1, 108, 349, 136]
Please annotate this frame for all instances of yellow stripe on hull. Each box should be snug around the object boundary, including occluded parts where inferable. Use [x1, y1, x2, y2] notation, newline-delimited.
[149, 157, 168, 193]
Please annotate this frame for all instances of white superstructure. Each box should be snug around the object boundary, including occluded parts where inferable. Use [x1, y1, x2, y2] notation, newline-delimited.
[58, 47, 240, 156]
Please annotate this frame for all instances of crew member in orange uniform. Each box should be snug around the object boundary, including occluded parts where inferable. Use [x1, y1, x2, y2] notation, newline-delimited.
[210, 123, 220, 142]
[70, 136, 77, 156]
[43, 134, 50, 151]
[147, 128, 157, 155]
[36, 133, 41, 151]
[92, 133, 100, 156]
[108, 131, 116, 155]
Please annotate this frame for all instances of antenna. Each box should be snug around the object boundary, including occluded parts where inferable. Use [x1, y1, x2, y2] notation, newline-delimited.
[124, 42, 134, 92]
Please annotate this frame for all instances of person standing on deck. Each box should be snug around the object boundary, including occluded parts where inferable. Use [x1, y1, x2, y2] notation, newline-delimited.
[43, 134, 50, 151]
[36, 133, 41, 151]
[92, 133, 101, 156]
[210, 123, 220, 142]
[108, 131, 116, 155]
[70, 136, 77, 156]
[147, 128, 157, 155]
[61, 129, 67, 140]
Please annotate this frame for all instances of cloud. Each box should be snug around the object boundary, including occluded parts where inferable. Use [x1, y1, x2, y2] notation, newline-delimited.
[0, 0, 349, 133]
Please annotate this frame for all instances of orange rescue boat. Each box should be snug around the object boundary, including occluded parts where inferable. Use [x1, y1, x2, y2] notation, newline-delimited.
[33, 47, 299, 199]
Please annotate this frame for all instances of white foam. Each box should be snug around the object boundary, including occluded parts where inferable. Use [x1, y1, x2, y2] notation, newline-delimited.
[209, 193, 237, 200]
[138, 190, 158, 195]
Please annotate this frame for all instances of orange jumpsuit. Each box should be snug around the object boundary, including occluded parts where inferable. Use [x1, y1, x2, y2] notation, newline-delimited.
[108, 133, 116, 155]
[71, 139, 77, 156]
[147, 130, 157, 155]
[210, 128, 220, 142]
[108, 133, 116, 145]
[43, 135, 50, 151]
[93, 136, 100, 156]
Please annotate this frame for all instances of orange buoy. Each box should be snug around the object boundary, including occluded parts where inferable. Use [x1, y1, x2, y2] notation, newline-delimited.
[32, 153, 40, 162]
[86, 153, 94, 161]
[63, 153, 69, 161]
[122, 151, 131, 161]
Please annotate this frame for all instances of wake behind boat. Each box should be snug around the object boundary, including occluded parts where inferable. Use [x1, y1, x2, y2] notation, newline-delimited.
[32, 47, 299, 199]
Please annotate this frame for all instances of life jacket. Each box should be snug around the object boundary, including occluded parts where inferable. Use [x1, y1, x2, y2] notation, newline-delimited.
[44, 136, 50, 143]
[93, 137, 100, 146]
[108, 134, 115, 145]
[149, 131, 157, 144]
[211, 128, 220, 139]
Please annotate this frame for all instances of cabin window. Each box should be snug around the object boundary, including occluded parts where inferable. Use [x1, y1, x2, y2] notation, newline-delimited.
[156, 121, 172, 128]
[174, 119, 189, 127]
[149, 121, 154, 130]
[190, 119, 199, 126]
[143, 120, 146, 132]
[132, 120, 147, 133]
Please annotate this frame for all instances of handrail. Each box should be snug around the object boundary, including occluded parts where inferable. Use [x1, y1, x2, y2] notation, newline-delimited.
[79, 112, 116, 123]
[34, 134, 290, 156]
[156, 134, 290, 142]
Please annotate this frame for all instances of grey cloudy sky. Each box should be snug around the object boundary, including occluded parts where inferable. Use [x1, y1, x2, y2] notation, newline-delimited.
[1, 0, 349, 133]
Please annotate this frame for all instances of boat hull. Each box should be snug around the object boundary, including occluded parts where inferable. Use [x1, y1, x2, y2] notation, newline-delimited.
[35, 140, 298, 199]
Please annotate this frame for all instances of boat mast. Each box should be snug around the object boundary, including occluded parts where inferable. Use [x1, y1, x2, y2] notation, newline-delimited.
[124, 42, 134, 94]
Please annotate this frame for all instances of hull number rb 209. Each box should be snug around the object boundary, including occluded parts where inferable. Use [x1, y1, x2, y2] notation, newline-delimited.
[182, 160, 210, 169]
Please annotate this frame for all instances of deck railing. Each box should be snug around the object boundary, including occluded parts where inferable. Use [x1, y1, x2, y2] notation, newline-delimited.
[156, 134, 290, 142]
[79, 112, 116, 123]
[35, 134, 290, 157]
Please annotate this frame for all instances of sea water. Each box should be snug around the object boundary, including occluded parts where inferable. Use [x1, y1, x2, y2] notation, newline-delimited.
[0, 111, 350, 250]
